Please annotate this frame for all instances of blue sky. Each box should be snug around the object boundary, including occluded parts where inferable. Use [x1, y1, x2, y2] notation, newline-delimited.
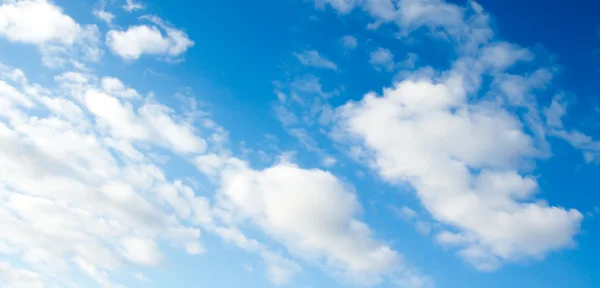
[0, 0, 599, 287]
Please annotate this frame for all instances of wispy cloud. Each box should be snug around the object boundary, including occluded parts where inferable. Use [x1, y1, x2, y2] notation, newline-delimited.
[293, 50, 338, 70]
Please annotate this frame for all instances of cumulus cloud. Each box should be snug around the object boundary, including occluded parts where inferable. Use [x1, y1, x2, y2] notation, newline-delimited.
[370, 47, 395, 71]
[198, 157, 431, 286]
[0, 0, 80, 44]
[106, 15, 194, 60]
[293, 50, 338, 70]
[335, 53, 582, 272]
[301, 0, 587, 272]
[0, 0, 103, 68]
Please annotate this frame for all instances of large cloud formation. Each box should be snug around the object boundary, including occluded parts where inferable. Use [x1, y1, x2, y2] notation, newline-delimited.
[320, 0, 584, 271]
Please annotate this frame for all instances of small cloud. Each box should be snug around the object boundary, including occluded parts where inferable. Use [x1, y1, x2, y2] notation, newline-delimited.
[293, 50, 338, 70]
[340, 35, 358, 50]
[93, 10, 114, 26]
[369, 47, 395, 71]
[106, 15, 194, 61]
[544, 95, 567, 129]
[123, 0, 144, 12]
[391, 205, 417, 220]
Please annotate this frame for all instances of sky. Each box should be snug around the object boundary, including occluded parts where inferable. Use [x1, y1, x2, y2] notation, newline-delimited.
[0, 0, 599, 287]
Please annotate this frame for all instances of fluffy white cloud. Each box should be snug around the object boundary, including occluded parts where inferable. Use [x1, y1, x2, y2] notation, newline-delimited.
[106, 15, 194, 60]
[204, 158, 431, 286]
[370, 47, 395, 71]
[0, 0, 103, 68]
[304, 0, 588, 271]
[54, 73, 206, 154]
[293, 50, 338, 70]
[0, 0, 80, 44]
[334, 63, 583, 270]
[101, 76, 139, 98]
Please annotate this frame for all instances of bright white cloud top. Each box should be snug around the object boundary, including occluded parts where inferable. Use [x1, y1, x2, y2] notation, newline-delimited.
[106, 16, 194, 60]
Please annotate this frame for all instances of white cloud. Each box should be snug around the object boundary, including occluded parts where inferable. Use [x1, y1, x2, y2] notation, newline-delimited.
[340, 35, 358, 50]
[293, 50, 338, 70]
[313, 0, 491, 49]
[0, 262, 45, 288]
[544, 96, 567, 129]
[262, 251, 303, 286]
[370, 47, 395, 71]
[0, 0, 80, 45]
[313, 0, 357, 14]
[73, 256, 124, 288]
[209, 159, 429, 286]
[480, 42, 533, 71]
[120, 236, 163, 266]
[59, 75, 205, 154]
[0, 63, 213, 287]
[552, 130, 600, 163]
[334, 65, 583, 271]
[308, 0, 586, 271]
[93, 1, 115, 25]
[0, 0, 103, 68]
[101, 76, 140, 98]
[123, 0, 144, 12]
[94, 9, 115, 25]
[106, 15, 194, 60]
[544, 96, 600, 163]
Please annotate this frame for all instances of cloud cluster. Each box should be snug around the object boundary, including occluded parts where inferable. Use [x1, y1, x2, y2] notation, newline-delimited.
[318, 0, 585, 271]
[335, 67, 582, 270]
[0, 58, 429, 288]
[0, 63, 218, 287]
